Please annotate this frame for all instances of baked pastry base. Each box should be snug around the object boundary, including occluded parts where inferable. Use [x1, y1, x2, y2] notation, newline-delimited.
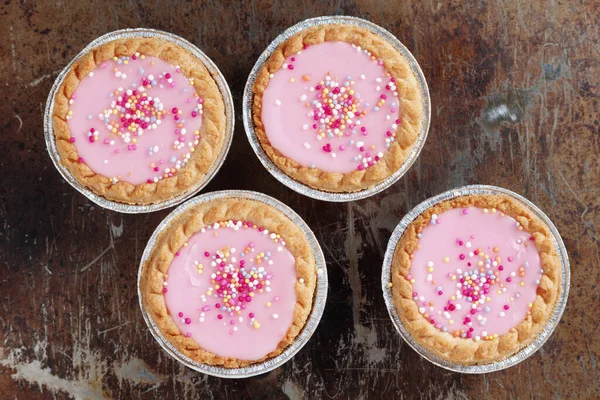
[52, 37, 227, 204]
[139, 196, 317, 367]
[252, 24, 424, 192]
[390, 194, 561, 365]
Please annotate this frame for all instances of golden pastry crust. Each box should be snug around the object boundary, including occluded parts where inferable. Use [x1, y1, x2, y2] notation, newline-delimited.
[139, 196, 317, 368]
[390, 194, 561, 365]
[252, 24, 424, 192]
[52, 37, 227, 204]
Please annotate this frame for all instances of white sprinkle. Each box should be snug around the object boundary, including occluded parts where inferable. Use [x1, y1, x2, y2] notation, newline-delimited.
[299, 278, 304, 283]
[303, 142, 311, 149]
[300, 94, 307, 101]
[360, 74, 366, 80]
[272, 314, 279, 319]
[275, 99, 281, 106]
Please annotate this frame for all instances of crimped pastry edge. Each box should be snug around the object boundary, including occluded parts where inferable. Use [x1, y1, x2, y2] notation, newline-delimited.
[139, 196, 317, 368]
[52, 36, 227, 204]
[252, 23, 424, 192]
[390, 194, 561, 365]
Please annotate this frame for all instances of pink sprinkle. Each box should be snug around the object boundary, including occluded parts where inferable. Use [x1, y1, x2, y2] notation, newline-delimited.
[506, 277, 512, 282]
[70, 137, 76, 143]
[504, 305, 510, 310]
[78, 157, 84, 163]
[459, 254, 466, 260]
[249, 312, 255, 318]
[185, 332, 191, 337]
[184, 318, 191, 324]
[217, 314, 223, 320]
[172, 107, 178, 114]
[204, 252, 210, 257]
[498, 265, 504, 271]
[175, 252, 180, 257]
[287, 64, 294, 70]
[508, 257, 513, 262]
[178, 312, 184, 317]
[162, 287, 168, 293]
[463, 209, 469, 215]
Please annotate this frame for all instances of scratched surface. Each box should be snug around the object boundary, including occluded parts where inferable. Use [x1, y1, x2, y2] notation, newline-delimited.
[0, 0, 599, 399]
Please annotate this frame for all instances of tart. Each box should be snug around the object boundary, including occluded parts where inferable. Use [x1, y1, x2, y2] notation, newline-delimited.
[390, 194, 561, 365]
[52, 36, 227, 204]
[251, 23, 425, 192]
[139, 196, 317, 367]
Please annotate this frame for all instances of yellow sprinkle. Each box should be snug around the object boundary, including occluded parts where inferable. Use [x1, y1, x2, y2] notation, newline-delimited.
[444, 257, 450, 263]
[388, 282, 393, 288]
[266, 301, 272, 307]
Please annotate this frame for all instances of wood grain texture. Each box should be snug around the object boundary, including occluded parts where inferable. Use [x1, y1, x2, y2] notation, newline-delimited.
[0, 0, 598, 399]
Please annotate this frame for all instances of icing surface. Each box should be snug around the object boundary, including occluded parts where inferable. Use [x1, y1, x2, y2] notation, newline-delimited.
[67, 54, 203, 185]
[163, 221, 297, 360]
[409, 207, 542, 341]
[261, 41, 400, 173]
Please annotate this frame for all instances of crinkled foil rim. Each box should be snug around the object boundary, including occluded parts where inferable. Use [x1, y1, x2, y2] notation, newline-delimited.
[137, 190, 328, 378]
[44, 28, 235, 214]
[242, 16, 431, 202]
[381, 184, 570, 373]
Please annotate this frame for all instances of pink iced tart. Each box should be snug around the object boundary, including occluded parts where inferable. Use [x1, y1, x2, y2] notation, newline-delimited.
[390, 195, 561, 365]
[252, 24, 424, 192]
[52, 37, 227, 204]
[140, 197, 317, 367]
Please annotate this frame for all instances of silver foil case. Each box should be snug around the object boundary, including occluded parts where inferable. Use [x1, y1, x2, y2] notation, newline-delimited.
[44, 28, 235, 213]
[381, 185, 570, 373]
[137, 190, 328, 378]
[243, 16, 431, 202]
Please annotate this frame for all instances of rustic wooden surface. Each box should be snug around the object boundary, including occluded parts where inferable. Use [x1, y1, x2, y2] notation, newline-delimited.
[1, 0, 598, 399]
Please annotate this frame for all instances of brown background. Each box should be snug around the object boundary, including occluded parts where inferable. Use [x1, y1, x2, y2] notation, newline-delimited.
[1, 0, 598, 399]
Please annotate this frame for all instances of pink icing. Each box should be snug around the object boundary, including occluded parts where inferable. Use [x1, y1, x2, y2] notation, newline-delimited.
[163, 221, 297, 360]
[261, 42, 400, 173]
[67, 54, 203, 185]
[409, 207, 542, 340]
